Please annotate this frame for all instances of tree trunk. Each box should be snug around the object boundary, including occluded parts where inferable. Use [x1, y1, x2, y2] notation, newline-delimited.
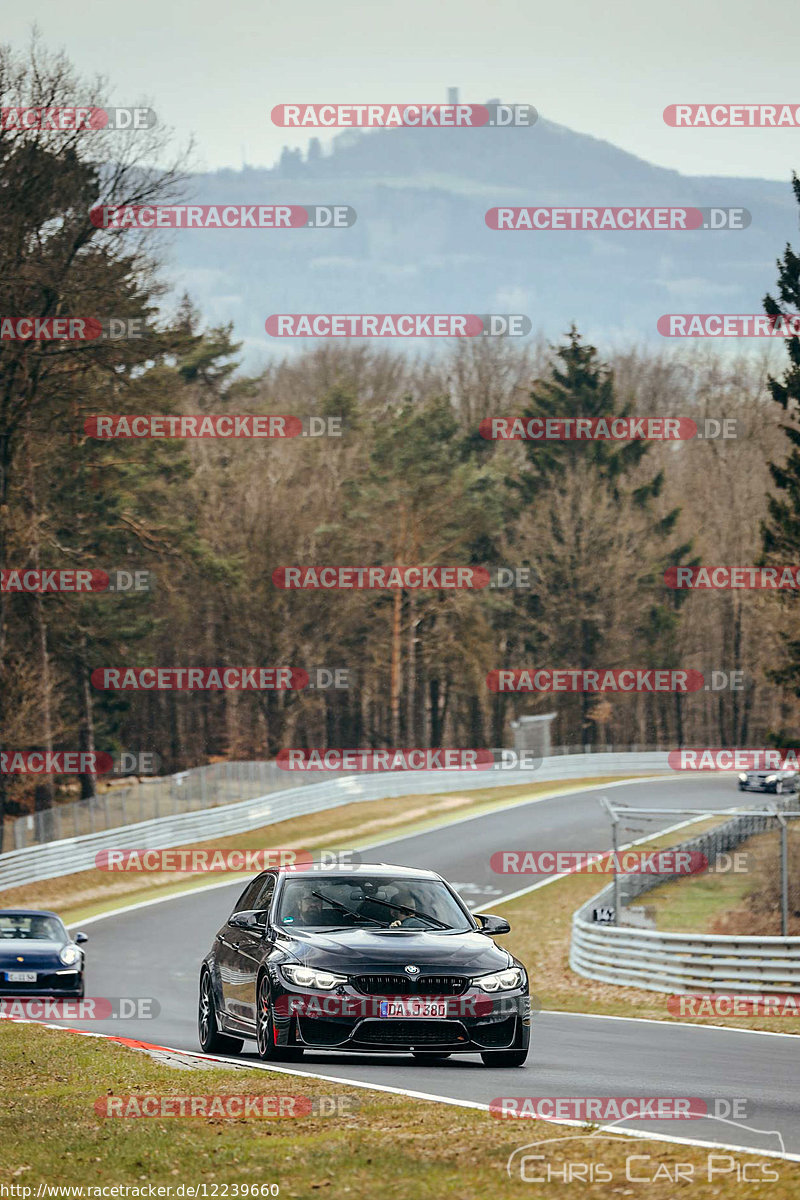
[26, 424, 55, 812]
[76, 631, 98, 800]
[32, 592, 56, 810]
[406, 594, 419, 744]
[390, 588, 402, 744]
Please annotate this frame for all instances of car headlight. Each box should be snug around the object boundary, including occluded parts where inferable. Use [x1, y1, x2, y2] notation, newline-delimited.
[738, 773, 747, 782]
[59, 944, 80, 966]
[471, 967, 525, 992]
[281, 964, 347, 990]
[766, 775, 777, 783]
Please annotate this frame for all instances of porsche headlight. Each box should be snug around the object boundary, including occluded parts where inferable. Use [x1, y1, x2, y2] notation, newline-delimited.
[738, 773, 747, 782]
[281, 964, 347, 990]
[766, 775, 777, 784]
[59, 944, 80, 966]
[471, 967, 525, 992]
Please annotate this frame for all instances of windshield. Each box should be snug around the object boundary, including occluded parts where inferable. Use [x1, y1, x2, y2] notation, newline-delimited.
[276, 876, 473, 932]
[0, 914, 66, 942]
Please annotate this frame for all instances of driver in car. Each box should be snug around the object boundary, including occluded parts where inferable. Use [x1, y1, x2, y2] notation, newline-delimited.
[298, 894, 325, 926]
[389, 888, 424, 927]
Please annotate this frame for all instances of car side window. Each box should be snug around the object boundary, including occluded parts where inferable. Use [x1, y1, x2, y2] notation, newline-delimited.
[232, 877, 267, 914]
[250, 874, 276, 914]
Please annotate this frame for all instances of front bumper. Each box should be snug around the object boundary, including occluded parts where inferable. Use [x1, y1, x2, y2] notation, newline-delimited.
[272, 981, 531, 1053]
[0, 969, 82, 997]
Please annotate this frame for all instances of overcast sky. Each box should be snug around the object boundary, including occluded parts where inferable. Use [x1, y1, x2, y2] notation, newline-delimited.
[11, 0, 800, 180]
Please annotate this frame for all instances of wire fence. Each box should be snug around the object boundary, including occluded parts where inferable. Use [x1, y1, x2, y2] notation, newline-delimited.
[6, 761, 310, 850]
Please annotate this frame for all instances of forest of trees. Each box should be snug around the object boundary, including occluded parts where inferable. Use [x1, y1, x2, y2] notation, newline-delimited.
[3, 41, 800, 844]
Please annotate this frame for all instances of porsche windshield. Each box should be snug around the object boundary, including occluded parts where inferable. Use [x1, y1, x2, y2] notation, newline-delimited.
[0, 914, 66, 941]
[276, 876, 473, 932]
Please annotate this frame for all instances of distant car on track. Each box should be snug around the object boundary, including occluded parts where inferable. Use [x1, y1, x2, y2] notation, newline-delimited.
[738, 769, 798, 795]
[199, 863, 530, 1066]
[0, 909, 87, 998]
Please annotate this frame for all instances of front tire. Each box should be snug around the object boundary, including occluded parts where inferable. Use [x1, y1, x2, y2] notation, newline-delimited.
[199, 969, 244, 1055]
[480, 1022, 529, 1067]
[256, 975, 304, 1061]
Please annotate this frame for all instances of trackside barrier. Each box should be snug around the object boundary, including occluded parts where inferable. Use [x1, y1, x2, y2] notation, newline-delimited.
[570, 801, 800, 994]
[0, 750, 671, 891]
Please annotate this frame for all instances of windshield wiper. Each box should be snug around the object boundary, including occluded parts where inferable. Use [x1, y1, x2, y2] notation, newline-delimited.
[310, 891, 390, 927]
[362, 895, 450, 929]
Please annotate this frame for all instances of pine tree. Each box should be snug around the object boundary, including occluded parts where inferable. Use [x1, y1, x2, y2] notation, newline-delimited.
[761, 172, 800, 702]
[510, 329, 689, 745]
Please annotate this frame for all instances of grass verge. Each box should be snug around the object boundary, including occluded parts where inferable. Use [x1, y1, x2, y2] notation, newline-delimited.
[1, 1022, 796, 1196]
[640, 827, 800, 936]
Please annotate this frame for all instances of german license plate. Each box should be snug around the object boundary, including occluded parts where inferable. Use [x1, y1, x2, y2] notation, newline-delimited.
[379, 999, 448, 1018]
[6, 972, 37, 983]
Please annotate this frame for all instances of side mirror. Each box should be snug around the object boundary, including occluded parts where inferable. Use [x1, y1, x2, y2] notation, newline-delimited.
[229, 910, 267, 931]
[74, 932, 89, 944]
[476, 913, 511, 936]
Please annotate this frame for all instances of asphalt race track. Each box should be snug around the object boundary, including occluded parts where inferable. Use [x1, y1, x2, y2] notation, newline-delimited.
[57, 775, 800, 1157]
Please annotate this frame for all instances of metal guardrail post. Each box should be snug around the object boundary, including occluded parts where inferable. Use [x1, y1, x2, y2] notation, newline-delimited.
[778, 811, 789, 938]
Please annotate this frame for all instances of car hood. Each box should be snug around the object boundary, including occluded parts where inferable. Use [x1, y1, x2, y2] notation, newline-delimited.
[0, 939, 66, 966]
[275, 926, 512, 974]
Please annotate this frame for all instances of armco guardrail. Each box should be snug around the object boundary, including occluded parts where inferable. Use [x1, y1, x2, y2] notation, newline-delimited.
[0, 750, 670, 891]
[570, 924, 800, 995]
[6, 744, 671, 851]
[570, 802, 800, 994]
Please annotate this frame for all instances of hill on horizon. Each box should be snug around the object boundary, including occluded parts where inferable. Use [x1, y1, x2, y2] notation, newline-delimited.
[158, 113, 799, 370]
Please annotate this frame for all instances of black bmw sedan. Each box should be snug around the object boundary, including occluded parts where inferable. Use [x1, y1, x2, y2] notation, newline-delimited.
[0, 910, 87, 998]
[199, 864, 530, 1066]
